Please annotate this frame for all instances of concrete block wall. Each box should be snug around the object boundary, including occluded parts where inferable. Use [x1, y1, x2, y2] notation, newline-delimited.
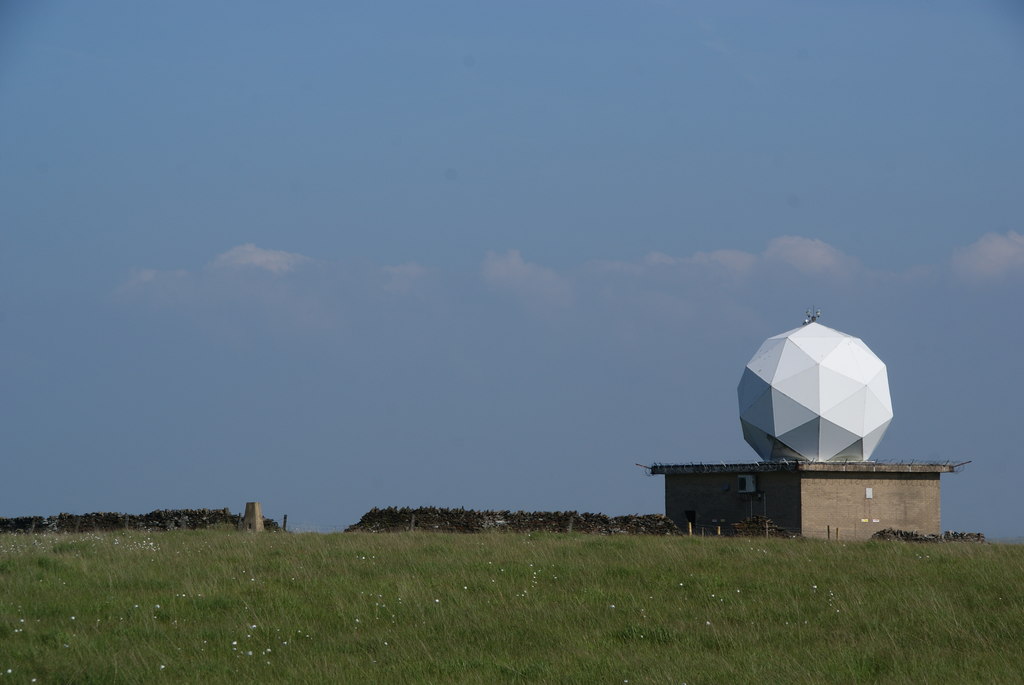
[799, 472, 941, 540]
[664, 471, 801, 534]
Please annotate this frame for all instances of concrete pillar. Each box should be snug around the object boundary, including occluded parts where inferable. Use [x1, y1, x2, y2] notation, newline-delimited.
[238, 502, 264, 532]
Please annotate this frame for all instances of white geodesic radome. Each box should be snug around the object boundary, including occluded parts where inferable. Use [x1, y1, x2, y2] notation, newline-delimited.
[737, 321, 893, 462]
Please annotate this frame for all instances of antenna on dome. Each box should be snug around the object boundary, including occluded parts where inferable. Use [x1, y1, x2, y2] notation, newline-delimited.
[803, 307, 822, 325]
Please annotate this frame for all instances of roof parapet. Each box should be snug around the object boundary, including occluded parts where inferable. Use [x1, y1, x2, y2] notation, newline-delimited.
[647, 460, 964, 475]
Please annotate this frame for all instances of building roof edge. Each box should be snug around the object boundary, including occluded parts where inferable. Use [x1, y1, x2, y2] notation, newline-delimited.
[647, 460, 961, 475]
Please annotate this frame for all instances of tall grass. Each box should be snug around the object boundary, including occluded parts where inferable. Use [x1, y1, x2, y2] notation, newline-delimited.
[1, 531, 1022, 683]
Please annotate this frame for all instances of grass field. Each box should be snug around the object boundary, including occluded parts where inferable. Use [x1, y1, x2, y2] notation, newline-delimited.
[1, 530, 1022, 684]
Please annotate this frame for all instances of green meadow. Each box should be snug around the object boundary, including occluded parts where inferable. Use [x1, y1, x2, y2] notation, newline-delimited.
[1, 530, 1021, 684]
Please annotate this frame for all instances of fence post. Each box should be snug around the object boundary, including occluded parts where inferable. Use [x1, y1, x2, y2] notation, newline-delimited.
[282, 514, 288, 532]
[238, 502, 264, 532]
[687, 521, 693, 536]
[716, 525, 721, 536]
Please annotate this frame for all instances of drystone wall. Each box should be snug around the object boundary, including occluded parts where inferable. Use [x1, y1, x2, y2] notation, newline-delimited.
[730, 516, 797, 538]
[345, 506, 681, 535]
[870, 528, 985, 543]
[0, 508, 280, 534]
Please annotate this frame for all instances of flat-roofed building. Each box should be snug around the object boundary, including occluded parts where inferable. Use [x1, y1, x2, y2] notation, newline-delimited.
[650, 461, 960, 540]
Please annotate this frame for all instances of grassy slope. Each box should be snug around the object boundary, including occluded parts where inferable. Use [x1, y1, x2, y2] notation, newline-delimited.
[1, 531, 1022, 684]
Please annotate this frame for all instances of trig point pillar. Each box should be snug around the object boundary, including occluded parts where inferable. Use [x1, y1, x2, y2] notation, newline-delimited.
[238, 502, 264, 532]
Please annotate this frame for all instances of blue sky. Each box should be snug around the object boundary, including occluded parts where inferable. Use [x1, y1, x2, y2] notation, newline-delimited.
[2, 1, 1023, 535]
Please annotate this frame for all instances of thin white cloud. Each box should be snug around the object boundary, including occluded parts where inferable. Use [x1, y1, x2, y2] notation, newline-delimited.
[210, 244, 311, 274]
[594, 238, 854, 280]
[118, 245, 317, 325]
[952, 231, 1024, 281]
[653, 249, 758, 273]
[482, 250, 573, 308]
[113, 267, 194, 308]
[592, 249, 757, 278]
[121, 267, 189, 288]
[693, 249, 758, 273]
[762, 236, 858, 277]
[382, 262, 430, 294]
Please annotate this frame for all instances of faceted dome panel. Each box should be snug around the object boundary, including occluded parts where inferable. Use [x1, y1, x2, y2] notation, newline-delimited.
[737, 322, 893, 461]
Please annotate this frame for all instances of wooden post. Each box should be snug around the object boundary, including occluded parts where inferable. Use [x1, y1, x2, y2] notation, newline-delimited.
[238, 502, 264, 532]
[687, 521, 693, 536]
[827, 525, 831, 540]
[836, 528, 840, 541]
[716, 525, 721, 536]
[282, 514, 288, 532]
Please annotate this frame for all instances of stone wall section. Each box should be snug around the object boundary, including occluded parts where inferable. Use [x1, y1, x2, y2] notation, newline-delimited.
[0, 508, 280, 533]
[345, 507, 681, 535]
